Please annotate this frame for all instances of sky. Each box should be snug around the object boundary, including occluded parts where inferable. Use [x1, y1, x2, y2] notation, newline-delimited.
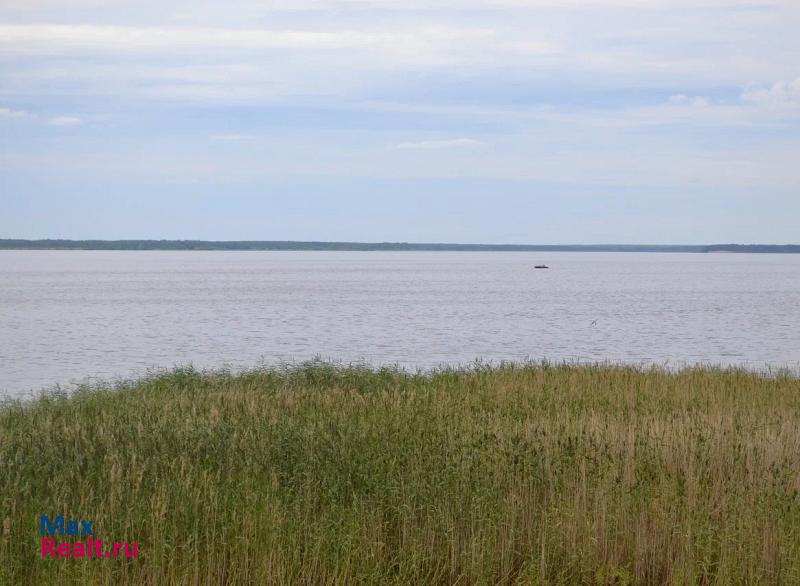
[1, 0, 798, 244]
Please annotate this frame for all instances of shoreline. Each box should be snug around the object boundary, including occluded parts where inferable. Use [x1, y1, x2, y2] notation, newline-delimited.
[4, 359, 800, 402]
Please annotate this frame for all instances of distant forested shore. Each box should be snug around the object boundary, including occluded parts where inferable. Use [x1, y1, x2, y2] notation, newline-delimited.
[1, 239, 799, 253]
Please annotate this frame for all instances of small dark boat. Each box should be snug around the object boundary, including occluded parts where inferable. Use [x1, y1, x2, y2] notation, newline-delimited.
[534, 264, 549, 269]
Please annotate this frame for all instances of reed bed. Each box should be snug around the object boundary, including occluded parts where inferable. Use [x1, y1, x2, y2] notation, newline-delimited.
[1, 362, 799, 585]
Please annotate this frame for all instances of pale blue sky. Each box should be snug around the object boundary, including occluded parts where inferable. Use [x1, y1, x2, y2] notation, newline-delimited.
[1, 0, 798, 243]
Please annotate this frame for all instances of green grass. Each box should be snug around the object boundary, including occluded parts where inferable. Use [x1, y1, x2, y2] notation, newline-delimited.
[1, 362, 799, 585]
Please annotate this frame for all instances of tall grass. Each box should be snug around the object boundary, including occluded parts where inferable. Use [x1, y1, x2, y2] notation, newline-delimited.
[1, 362, 799, 585]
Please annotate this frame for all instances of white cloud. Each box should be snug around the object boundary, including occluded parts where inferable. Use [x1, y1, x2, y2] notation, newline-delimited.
[210, 134, 256, 140]
[498, 40, 561, 55]
[0, 107, 27, 118]
[669, 94, 710, 108]
[1, 0, 798, 13]
[742, 78, 800, 109]
[489, 0, 797, 6]
[0, 24, 494, 55]
[0, 24, 361, 52]
[1, 106, 88, 126]
[0, 12, 794, 104]
[1, 0, 798, 198]
[47, 116, 82, 126]
[397, 138, 484, 149]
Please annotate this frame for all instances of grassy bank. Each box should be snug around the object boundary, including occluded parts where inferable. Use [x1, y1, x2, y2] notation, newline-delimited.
[1, 363, 799, 585]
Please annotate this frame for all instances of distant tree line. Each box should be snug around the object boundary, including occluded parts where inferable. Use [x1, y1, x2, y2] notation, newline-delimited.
[1, 239, 798, 253]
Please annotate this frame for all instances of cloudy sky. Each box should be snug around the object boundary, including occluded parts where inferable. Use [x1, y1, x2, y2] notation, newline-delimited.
[1, 0, 798, 243]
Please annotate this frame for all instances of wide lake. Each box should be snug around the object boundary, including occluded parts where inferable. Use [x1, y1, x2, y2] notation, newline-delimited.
[1, 250, 799, 396]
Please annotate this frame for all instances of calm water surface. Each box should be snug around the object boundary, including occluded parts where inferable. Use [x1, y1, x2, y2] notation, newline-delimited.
[1, 251, 799, 396]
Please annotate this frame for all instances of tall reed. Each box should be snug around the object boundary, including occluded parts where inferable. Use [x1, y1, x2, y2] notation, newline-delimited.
[1, 362, 799, 584]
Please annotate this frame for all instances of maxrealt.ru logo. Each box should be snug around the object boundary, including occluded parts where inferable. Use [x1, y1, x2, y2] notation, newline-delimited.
[39, 515, 139, 559]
